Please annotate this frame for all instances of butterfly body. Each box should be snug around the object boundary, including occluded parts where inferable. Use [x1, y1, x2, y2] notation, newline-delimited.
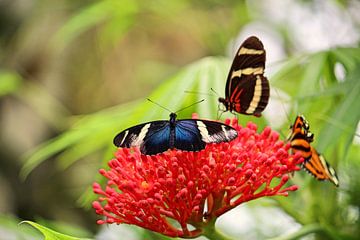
[219, 36, 270, 117]
[114, 113, 238, 155]
[288, 115, 339, 186]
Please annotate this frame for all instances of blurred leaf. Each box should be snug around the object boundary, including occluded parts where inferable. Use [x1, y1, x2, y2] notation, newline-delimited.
[144, 0, 188, 18]
[35, 219, 93, 240]
[272, 47, 360, 98]
[53, 0, 138, 50]
[0, 70, 22, 96]
[20, 221, 92, 240]
[295, 52, 329, 114]
[16, 82, 71, 130]
[192, 57, 229, 117]
[20, 100, 139, 179]
[316, 65, 360, 157]
[0, 214, 41, 239]
[330, 47, 360, 72]
[322, 52, 337, 85]
[97, 0, 138, 47]
[267, 223, 324, 240]
[270, 55, 307, 95]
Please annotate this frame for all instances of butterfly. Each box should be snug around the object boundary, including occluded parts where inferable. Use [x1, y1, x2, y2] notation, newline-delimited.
[113, 112, 238, 155]
[288, 115, 339, 187]
[218, 36, 270, 117]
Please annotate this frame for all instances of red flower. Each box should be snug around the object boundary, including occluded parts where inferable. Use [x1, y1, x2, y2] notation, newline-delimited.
[92, 118, 303, 238]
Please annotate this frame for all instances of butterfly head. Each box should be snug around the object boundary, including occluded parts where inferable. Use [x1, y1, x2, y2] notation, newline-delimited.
[218, 97, 228, 111]
[299, 115, 310, 130]
[306, 131, 314, 142]
[169, 112, 177, 125]
[288, 115, 307, 141]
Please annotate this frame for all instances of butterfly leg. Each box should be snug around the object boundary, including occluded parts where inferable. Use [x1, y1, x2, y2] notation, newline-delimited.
[217, 110, 224, 120]
[232, 111, 238, 121]
[216, 102, 222, 120]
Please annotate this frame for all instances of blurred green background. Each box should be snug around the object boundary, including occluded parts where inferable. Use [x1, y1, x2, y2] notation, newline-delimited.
[0, 0, 359, 239]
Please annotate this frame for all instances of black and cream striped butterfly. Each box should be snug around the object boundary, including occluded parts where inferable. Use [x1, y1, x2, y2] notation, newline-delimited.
[113, 112, 238, 155]
[288, 115, 339, 187]
[218, 36, 270, 117]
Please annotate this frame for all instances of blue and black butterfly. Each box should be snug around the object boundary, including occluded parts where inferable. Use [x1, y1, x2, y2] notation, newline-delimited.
[113, 112, 238, 155]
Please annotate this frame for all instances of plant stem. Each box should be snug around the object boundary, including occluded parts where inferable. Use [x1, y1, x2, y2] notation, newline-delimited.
[202, 220, 233, 240]
[203, 228, 232, 240]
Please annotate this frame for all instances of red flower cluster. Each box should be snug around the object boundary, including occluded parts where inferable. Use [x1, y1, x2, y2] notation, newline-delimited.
[92, 119, 303, 238]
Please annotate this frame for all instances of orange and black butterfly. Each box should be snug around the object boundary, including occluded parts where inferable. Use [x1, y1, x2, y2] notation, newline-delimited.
[218, 36, 270, 117]
[288, 115, 339, 187]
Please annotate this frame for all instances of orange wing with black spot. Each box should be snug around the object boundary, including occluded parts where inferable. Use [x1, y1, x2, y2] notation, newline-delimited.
[288, 115, 339, 187]
[303, 147, 339, 186]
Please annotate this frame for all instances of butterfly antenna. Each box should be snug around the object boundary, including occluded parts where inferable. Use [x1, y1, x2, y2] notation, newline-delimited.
[175, 99, 205, 113]
[210, 88, 220, 97]
[184, 90, 215, 97]
[274, 88, 292, 123]
[274, 88, 293, 140]
[147, 98, 173, 113]
[216, 108, 221, 120]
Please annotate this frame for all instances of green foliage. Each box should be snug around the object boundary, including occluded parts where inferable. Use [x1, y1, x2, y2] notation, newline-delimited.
[267, 223, 324, 240]
[16, 82, 72, 130]
[21, 221, 92, 240]
[0, 70, 22, 96]
[0, 215, 41, 239]
[271, 47, 360, 240]
[53, 0, 138, 50]
[272, 47, 360, 159]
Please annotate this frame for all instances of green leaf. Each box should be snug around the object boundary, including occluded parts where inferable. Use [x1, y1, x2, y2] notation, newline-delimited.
[193, 57, 230, 118]
[270, 55, 307, 95]
[267, 223, 325, 240]
[0, 71, 22, 96]
[53, 0, 138, 50]
[20, 221, 93, 240]
[16, 82, 71, 130]
[330, 47, 360, 72]
[0, 214, 41, 239]
[296, 52, 328, 108]
[20, 100, 139, 179]
[316, 65, 360, 158]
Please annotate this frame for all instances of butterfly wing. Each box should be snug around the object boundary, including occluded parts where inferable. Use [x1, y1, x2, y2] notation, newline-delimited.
[224, 36, 269, 116]
[302, 147, 339, 187]
[288, 115, 339, 187]
[174, 120, 238, 151]
[173, 120, 205, 152]
[229, 75, 269, 116]
[113, 121, 171, 155]
[289, 136, 312, 161]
